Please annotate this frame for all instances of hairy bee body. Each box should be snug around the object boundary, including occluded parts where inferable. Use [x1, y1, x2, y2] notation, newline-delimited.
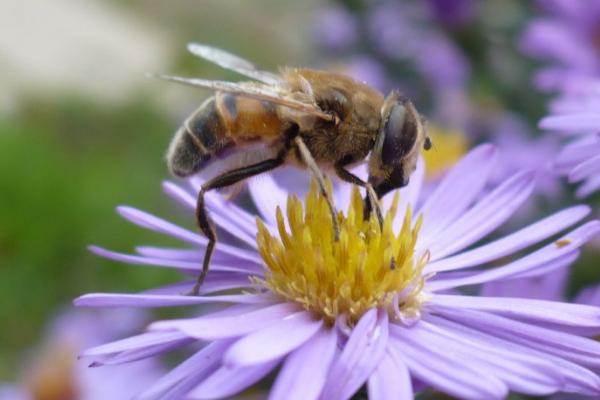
[168, 68, 385, 178]
[161, 43, 431, 295]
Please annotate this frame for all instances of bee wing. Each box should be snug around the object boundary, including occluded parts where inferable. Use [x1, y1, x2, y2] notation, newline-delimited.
[187, 43, 282, 85]
[157, 74, 335, 122]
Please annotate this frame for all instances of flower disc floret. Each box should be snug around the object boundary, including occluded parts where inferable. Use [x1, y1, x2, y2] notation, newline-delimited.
[255, 182, 427, 324]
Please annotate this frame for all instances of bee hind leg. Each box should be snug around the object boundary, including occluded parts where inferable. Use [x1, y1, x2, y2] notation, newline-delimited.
[334, 162, 384, 230]
[294, 136, 341, 241]
[188, 154, 287, 296]
[189, 189, 215, 296]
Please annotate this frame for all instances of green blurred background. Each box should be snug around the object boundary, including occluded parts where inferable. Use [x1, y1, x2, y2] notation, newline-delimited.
[0, 0, 320, 379]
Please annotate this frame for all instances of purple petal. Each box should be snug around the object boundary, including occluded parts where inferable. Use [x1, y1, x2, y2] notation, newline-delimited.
[555, 136, 600, 170]
[150, 302, 300, 340]
[162, 181, 259, 245]
[521, 20, 595, 70]
[430, 294, 600, 329]
[161, 180, 196, 209]
[420, 170, 535, 260]
[575, 284, 600, 307]
[187, 358, 280, 399]
[367, 348, 413, 400]
[89, 245, 261, 276]
[425, 314, 600, 395]
[75, 293, 266, 308]
[82, 331, 187, 357]
[135, 246, 206, 261]
[389, 324, 508, 399]
[200, 202, 258, 249]
[137, 341, 231, 399]
[135, 244, 263, 265]
[577, 175, 600, 198]
[570, 154, 600, 182]
[429, 221, 600, 290]
[270, 326, 338, 400]
[540, 114, 600, 134]
[406, 319, 563, 395]
[248, 173, 289, 226]
[92, 336, 192, 366]
[116, 206, 263, 263]
[117, 206, 204, 245]
[425, 205, 590, 273]
[320, 309, 389, 400]
[435, 306, 600, 367]
[224, 311, 322, 366]
[417, 145, 496, 243]
[142, 276, 253, 295]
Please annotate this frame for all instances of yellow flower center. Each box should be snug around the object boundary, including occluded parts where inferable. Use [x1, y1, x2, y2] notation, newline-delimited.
[254, 182, 429, 324]
[422, 125, 469, 178]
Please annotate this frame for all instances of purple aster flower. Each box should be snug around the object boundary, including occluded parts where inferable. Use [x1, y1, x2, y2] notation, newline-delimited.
[520, 0, 600, 91]
[73, 145, 600, 399]
[0, 310, 162, 400]
[539, 81, 600, 197]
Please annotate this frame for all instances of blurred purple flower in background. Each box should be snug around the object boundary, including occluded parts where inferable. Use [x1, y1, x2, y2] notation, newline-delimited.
[314, 5, 358, 51]
[314, 0, 564, 205]
[521, 0, 600, 197]
[540, 102, 600, 197]
[0, 310, 162, 400]
[521, 0, 600, 92]
[367, 1, 470, 92]
[74, 146, 600, 399]
[490, 113, 562, 199]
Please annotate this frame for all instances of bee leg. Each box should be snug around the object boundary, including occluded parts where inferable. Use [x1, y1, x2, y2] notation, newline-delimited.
[189, 189, 215, 296]
[189, 153, 287, 295]
[334, 163, 383, 229]
[294, 136, 340, 241]
[365, 185, 384, 228]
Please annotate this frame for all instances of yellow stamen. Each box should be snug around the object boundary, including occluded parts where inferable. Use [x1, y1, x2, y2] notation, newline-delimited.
[254, 181, 428, 324]
[422, 125, 469, 179]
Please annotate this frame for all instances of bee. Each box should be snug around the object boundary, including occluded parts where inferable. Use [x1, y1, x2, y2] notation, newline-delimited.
[160, 44, 431, 295]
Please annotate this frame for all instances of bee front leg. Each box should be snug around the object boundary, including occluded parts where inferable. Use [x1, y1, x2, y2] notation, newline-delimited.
[334, 162, 384, 230]
[294, 136, 341, 241]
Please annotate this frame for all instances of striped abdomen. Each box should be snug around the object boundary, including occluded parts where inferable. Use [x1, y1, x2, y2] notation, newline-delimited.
[167, 93, 284, 177]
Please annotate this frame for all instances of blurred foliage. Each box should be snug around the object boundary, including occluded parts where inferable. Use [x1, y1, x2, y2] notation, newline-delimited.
[0, 97, 184, 377]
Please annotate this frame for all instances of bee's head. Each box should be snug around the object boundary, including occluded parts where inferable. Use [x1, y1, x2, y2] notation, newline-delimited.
[368, 92, 431, 199]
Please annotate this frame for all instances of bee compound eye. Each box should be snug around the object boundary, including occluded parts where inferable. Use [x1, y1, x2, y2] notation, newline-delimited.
[381, 103, 418, 165]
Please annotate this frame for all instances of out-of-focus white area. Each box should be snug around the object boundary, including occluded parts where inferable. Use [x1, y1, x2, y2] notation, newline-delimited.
[0, 0, 173, 112]
[0, 0, 321, 116]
